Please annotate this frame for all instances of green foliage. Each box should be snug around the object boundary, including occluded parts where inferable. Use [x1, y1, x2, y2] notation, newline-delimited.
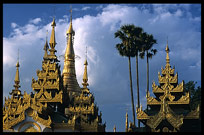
[114, 24, 143, 57]
[184, 81, 201, 110]
[140, 32, 157, 59]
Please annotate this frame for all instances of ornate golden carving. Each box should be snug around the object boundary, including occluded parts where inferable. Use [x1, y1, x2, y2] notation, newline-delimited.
[152, 81, 163, 93]
[31, 111, 52, 128]
[136, 43, 199, 132]
[171, 81, 184, 92]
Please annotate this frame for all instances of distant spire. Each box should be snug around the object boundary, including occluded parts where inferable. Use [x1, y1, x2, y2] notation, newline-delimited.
[49, 17, 57, 55]
[43, 30, 49, 58]
[113, 125, 116, 132]
[165, 38, 170, 64]
[14, 49, 20, 87]
[125, 111, 129, 132]
[82, 47, 89, 88]
[10, 49, 22, 98]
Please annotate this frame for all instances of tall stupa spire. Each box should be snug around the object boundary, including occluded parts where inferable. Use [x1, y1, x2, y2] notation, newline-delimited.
[82, 47, 89, 88]
[63, 6, 80, 94]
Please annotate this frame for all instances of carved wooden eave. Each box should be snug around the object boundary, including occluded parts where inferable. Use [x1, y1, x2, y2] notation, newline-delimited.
[169, 92, 190, 104]
[32, 80, 60, 90]
[136, 107, 149, 120]
[144, 103, 184, 130]
[185, 105, 200, 119]
[3, 111, 26, 130]
[147, 96, 161, 105]
[67, 104, 95, 114]
[146, 112, 163, 129]
[171, 81, 184, 92]
[165, 106, 184, 129]
[34, 91, 63, 103]
[31, 111, 52, 128]
[161, 66, 175, 75]
[158, 73, 178, 84]
[152, 81, 164, 93]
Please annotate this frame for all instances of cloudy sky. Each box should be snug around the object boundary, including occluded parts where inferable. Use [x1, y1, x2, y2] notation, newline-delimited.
[3, 4, 201, 132]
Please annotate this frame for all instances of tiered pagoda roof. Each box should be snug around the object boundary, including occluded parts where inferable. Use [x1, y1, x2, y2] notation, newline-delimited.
[135, 42, 200, 132]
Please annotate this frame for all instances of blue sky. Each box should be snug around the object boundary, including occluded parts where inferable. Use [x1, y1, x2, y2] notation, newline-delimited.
[3, 4, 201, 132]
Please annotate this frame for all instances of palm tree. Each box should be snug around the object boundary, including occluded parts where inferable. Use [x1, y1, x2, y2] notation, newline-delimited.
[115, 24, 137, 125]
[132, 27, 144, 128]
[140, 32, 157, 102]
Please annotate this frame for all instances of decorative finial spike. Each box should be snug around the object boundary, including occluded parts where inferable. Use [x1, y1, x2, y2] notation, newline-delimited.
[18, 49, 19, 62]
[85, 46, 87, 59]
[82, 47, 89, 88]
[14, 50, 21, 91]
[44, 30, 49, 58]
[53, 4, 56, 19]
[16, 49, 19, 67]
[113, 125, 116, 132]
[67, 5, 74, 35]
[165, 38, 170, 64]
[49, 17, 57, 55]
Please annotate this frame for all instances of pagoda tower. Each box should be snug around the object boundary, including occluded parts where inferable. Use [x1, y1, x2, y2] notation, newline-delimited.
[31, 17, 63, 111]
[3, 54, 23, 130]
[62, 48, 106, 131]
[3, 51, 53, 132]
[135, 42, 200, 132]
[3, 8, 105, 132]
[62, 8, 81, 97]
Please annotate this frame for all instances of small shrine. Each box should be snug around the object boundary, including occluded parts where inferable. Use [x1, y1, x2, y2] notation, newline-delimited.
[135, 42, 200, 132]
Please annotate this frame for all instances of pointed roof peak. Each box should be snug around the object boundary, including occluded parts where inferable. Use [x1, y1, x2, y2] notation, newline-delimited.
[49, 18, 57, 54]
[82, 48, 89, 88]
[165, 39, 170, 64]
[165, 36, 169, 52]
[84, 46, 88, 65]
[16, 49, 20, 67]
[13, 50, 21, 91]
[44, 30, 49, 51]
[66, 6, 74, 35]
[51, 17, 56, 27]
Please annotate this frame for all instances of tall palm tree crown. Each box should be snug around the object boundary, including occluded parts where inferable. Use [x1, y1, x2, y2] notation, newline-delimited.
[115, 24, 138, 57]
[114, 24, 139, 126]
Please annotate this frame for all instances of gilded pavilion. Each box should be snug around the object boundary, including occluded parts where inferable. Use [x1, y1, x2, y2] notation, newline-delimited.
[3, 10, 105, 132]
[125, 42, 200, 132]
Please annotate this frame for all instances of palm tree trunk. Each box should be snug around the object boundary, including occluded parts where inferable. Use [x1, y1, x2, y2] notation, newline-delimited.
[128, 56, 136, 126]
[136, 54, 140, 127]
[146, 51, 149, 99]
[146, 51, 149, 110]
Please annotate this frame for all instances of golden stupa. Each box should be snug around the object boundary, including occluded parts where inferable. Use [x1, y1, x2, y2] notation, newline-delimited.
[3, 9, 105, 132]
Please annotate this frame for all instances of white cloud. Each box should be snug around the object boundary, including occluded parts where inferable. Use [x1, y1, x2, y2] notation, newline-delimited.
[174, 9, 183, 17]
[82, 6, 91, 11]
[29, 18, 42, 24]
[11, 22, 18, 28]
